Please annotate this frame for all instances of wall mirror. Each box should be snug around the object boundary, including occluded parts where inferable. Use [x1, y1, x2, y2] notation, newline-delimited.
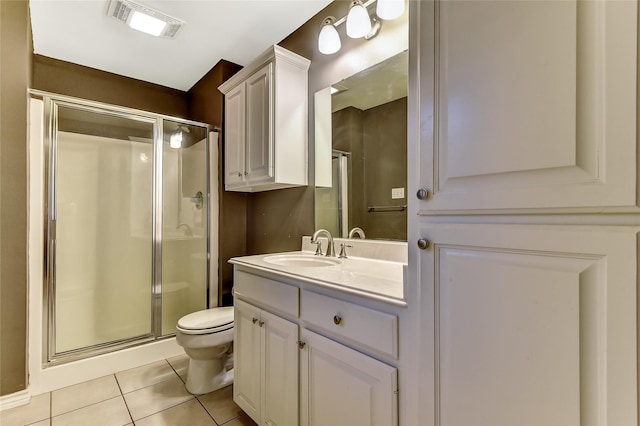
[314, 50, 408, 241]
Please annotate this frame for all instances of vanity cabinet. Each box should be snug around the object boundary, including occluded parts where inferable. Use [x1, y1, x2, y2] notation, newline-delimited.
[218, 45, 310, 192]
[234, 299, 299, 426]
[233, 268, 399, 426]
[299, 328, 398, 426]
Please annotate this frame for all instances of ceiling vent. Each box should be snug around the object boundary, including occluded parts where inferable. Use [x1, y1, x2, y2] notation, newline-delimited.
[107, 0, 185, 38]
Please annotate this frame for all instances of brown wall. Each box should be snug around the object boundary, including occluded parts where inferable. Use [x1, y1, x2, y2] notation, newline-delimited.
[332, 98, 408, 241]
[332, 106, 365, 232]
[0, 0, 32, 396]
[33, 55, 189, 118]
[187, 61, 244, 305]
[362, 98, 407, 240]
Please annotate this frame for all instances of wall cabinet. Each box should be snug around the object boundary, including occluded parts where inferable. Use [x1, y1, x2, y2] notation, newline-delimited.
[411, 0, 639, 424]
[416, 0, 638, 213]
[234, 298, 298, 426]
[219, 45, 310, 192]
[233, 269, 399, 426]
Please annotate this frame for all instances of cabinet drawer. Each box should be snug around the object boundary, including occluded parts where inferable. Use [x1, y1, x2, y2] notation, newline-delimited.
[234, 270, 299, 317]
[300, 291, 398, 359]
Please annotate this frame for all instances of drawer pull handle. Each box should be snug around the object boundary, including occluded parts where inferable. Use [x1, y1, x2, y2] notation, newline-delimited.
[333, 315, 342, 325]
[252, 317, 258, 324]
[297, 341, 306, 349]
[258, 320, 265, 327]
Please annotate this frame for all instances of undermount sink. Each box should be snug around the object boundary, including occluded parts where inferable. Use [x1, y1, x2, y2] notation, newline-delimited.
[263, 254, 341, 268]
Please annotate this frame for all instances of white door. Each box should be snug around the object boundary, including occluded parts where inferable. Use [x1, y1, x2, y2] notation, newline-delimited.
[417, 224, 637, 425]
[234, 299, 262, 423]
[261, 310, 298, 426]
[245, 63, 273, 185]
[411, 1, 639, 425]
[299, 328, 397, 426]
[224, 83, 246, 189]
[416, 0, 638, 212]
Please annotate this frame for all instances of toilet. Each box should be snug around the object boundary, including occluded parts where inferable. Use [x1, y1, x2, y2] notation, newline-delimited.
[175, 306, 234, 394]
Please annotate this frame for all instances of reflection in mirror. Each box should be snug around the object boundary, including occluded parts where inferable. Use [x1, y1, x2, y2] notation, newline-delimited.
[314, 50, 408, 241]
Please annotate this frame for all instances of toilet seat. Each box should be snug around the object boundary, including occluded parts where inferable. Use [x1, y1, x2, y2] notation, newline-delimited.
[177, 307, 234, 335]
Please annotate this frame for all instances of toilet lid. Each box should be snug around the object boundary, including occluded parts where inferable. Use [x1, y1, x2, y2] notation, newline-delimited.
[177, 307, 234, 332]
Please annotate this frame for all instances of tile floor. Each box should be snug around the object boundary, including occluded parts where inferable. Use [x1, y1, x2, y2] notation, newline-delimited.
[0, 354, 258, 426]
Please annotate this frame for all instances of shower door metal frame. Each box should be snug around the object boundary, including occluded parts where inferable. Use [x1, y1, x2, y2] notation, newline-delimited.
[32, 90, 213, 366]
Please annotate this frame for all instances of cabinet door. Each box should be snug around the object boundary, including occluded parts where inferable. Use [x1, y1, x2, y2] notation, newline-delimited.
[261, 310, 298, 426]
[234, 299, 262, 423]
[224, 83, 246, 189]
[245, 63, 273, 185]
[418, 0, 638, 212]
[300, 328, 397, 426]
[418, 223, 637, 425]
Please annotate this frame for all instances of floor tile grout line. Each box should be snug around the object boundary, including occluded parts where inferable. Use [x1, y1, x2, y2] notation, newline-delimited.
[194, 394, 221, 426]
[49, 394, 126, 421]
[114, 373, 135, 424]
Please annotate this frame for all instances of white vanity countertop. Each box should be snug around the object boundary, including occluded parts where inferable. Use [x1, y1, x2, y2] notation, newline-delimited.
[229, 251, 406, 306]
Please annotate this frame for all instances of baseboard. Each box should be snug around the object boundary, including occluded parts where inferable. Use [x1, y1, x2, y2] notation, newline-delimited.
[0, 389, 30, 411]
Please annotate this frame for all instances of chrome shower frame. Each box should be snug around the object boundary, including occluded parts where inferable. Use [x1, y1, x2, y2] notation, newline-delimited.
[31, 90, 216, 366]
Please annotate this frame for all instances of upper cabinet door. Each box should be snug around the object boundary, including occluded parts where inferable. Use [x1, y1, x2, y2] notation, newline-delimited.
[245, 63, 273, 185]
[224, 84, 246, 188]
[418, 0, 638, 213]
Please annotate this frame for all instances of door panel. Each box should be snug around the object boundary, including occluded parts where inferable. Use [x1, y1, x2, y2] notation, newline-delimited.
[419, 0, 638, 212]
[246, 64, 273, 184]
[300, 328, 398, 426]
[419, 223, 637, 425]
[261, 310, 298, 426]
[234, 299, 262, 423]
[224, 84, 245, 188]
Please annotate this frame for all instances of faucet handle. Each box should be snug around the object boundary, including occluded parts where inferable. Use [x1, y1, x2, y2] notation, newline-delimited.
[338, 243, 353, 259]
[312, 240, 324, 256]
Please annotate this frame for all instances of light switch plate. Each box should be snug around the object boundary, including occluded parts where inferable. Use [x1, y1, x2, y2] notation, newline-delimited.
[392, 187, 405, 199]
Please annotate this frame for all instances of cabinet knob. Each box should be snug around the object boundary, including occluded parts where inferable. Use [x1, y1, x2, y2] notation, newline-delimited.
[252, 317, 258, 324]
[238, 172, 243, 178]
[333, 315, 342, 325]
[258, 320, 264, 327]
[244, 171, 249, 176]
[416, 188, 430, 200]
[297, 340, 306, 349]
[417, 238, 430, 250]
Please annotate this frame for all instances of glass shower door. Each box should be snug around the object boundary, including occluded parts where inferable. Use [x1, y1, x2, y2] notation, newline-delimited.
[51, 104, 155, 356]
[161, 121, 208, 335]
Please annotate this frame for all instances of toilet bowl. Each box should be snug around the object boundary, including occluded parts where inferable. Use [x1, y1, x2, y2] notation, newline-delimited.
[175, 306, 234, 394]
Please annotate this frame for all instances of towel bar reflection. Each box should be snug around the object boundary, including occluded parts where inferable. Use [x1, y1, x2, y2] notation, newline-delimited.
[367, 205, 407, 212]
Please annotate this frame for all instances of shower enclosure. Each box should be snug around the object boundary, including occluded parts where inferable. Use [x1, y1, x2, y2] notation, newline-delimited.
[35, 91, 215, 365]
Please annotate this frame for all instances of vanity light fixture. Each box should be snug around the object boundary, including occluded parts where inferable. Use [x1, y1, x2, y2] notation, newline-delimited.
[318, 0, 403, 55]
[318, 17, 341, 55]
[346, 0, 372, 38]
[107, 0, 185, 38]
[376, 0, 405, 20]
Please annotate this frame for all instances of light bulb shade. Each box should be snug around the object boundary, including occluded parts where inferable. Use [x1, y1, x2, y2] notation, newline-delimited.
[170, 131, 183, 149]
[376, 0, 405, 20]
[346, 1, 372, 38]
[318, 19, 341, 54]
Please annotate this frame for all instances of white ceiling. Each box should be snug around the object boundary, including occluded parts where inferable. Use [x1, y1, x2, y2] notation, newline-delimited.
[29, 0, 333, 91]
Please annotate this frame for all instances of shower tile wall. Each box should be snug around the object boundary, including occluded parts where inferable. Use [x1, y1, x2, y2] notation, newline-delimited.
[55, 131, 153, 352]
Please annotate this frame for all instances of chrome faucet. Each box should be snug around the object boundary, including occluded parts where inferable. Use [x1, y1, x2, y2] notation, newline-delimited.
[348, 227, 366, 239]
[311, 229, 335, 257]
